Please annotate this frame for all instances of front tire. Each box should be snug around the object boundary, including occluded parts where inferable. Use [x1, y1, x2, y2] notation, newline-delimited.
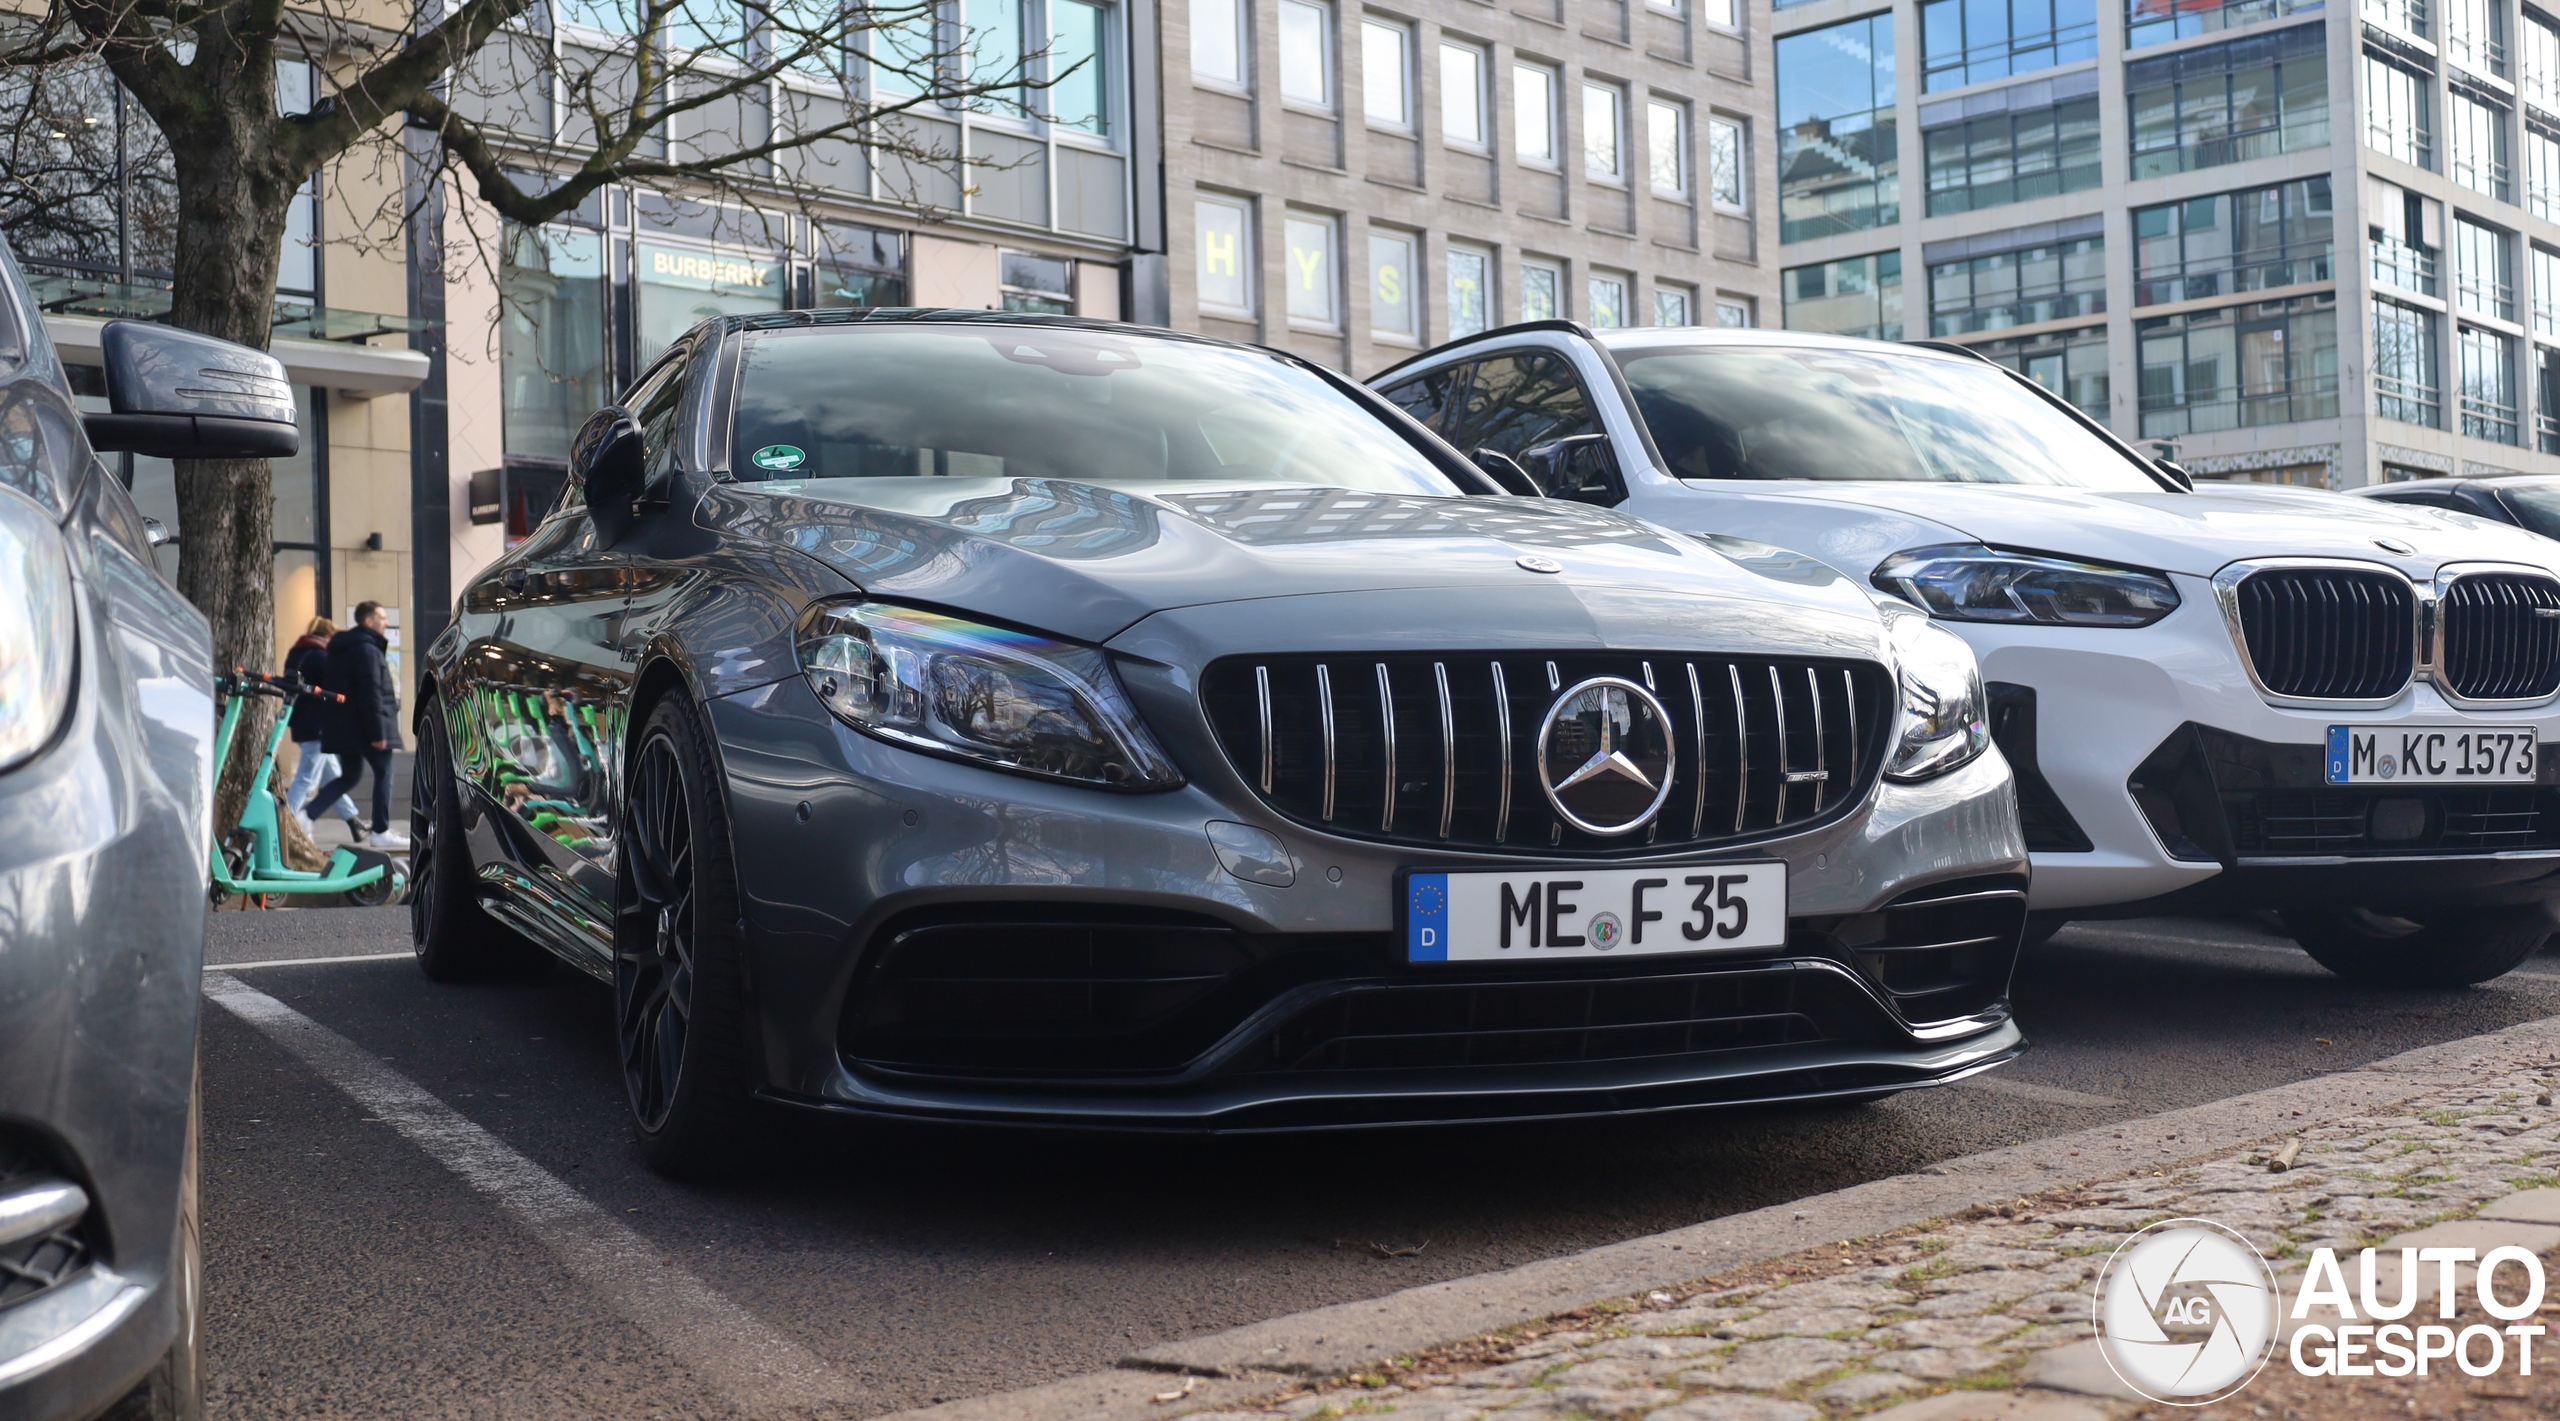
[410, 706, 545, 981]
[2282, 905, 2552, 988]
[615, 695, 760, 1177]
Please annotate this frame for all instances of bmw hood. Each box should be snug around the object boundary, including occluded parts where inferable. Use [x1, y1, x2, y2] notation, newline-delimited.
[1681, 479, 2560, 581]
[706, 478, 1889, 649]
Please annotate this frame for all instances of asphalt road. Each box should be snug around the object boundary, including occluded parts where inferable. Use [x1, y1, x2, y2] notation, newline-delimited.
[197, 908, 2560, 1418]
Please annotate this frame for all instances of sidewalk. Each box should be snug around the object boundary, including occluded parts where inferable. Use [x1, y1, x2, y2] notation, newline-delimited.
[1175, 1051, 2560, 1421]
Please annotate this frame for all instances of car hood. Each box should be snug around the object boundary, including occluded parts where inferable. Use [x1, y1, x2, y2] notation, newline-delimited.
[1681, 479, 2560, 580]
[703, 478, 1888, 647]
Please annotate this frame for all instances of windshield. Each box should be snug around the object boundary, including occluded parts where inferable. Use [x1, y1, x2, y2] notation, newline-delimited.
[1619, 346, 2164, 491]
[2498, 485, 2560, 540]
[730, 326, 1460, 495]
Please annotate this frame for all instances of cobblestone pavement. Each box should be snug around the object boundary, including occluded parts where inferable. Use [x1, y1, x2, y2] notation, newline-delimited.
[1183, 1048, 2560, 1421]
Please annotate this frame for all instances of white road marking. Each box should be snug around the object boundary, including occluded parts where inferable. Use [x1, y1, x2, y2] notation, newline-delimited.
[201, 973, 856, 1414]
[1952, 1075, 2123, 1109]
[205, 951, 414, 971]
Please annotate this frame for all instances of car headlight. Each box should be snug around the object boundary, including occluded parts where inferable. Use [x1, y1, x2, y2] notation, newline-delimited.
[0, 485, 73, 773]
[798, 601, 1182, 790]
[1872, 544, 2179, 627]
[1880, 604, 1989, 782]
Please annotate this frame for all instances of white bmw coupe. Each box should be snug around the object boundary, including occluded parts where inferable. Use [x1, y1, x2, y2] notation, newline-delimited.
[1375, 324, 2560, 986]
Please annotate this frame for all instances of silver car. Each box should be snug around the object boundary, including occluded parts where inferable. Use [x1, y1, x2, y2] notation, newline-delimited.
[414, 312, 2029, 1173]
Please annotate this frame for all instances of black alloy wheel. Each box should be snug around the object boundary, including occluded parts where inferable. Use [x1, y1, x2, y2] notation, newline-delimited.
[411, 707, 544, 981]
[613, 696, 757, 1175]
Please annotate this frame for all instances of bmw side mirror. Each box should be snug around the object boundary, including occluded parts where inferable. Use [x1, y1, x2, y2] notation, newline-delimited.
[571, 406, 646, 510]
[1469, 448, 1542, 497]
[81, 321, 300, 460]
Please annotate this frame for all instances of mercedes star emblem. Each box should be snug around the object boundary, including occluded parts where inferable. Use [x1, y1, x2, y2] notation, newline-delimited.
[1536, 676, 1678, 835]
[2376, 538, 2417, 555]
[1516, 555, 1563, 574]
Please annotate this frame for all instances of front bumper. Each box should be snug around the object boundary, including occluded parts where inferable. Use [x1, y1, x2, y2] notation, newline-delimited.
[1958, 586, 2560, 915]
[708, 661, 2030, 1129]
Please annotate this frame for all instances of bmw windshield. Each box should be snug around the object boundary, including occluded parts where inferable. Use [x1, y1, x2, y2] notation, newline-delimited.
[730, 325, 1462, 495]
[1619, 346, 2164, 491]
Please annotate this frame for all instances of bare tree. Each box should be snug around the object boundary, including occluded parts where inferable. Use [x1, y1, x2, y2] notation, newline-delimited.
[0, 0, 1050, 823]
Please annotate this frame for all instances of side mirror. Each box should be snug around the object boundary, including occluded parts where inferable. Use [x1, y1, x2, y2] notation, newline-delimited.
[571, 406, 646, 510]
[2154, 458, 2194, 490]
[80, 321, 300, 459]
[1525, 433, 1622, 506]
[1469, 448, 1542, 497]
[142, 516, 174, 548]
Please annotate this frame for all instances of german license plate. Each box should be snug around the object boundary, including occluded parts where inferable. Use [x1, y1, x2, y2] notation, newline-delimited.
[1404, 862, 1787, 963]
[2325, 725, 2540, 785]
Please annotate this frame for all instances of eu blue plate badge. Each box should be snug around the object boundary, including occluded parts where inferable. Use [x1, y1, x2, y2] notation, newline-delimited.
[1407, 874, 1449, 961]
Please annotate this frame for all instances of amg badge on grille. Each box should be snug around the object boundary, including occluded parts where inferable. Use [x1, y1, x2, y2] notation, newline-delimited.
[1537, 677, 1678, 834]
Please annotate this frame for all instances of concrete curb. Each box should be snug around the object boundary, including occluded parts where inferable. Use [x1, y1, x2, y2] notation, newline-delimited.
[874, 1012, 2560, 1421]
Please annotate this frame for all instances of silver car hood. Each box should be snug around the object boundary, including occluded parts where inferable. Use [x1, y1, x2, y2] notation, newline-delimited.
[705, 478, 1889, 649]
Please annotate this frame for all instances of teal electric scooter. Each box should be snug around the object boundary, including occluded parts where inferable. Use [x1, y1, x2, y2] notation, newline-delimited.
[209, 671, 406, 907]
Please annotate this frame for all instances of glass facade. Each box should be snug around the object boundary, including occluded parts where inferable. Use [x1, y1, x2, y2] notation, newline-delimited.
[2461, 325, 2521, 442]
[1975, 326, 2110, 418]
[2366, 51, 2435, 170]
[2373, 297, 2443, 427]
[2540, 345, 2560, 452]
[2135, 294, 2339, 436]
[2535, 244, 2560, 338]
[1920, 0, 2098, 92]
[2132, 177, 2333, 305]
[1284, 214, 1338, 324]
[2454, 216, 2516, 321]
[2447, 0, 2509, 77]
[2450, 87, 2514, 202]
[1521, 261, 1562, 320]
[635, 242, 784, 361]
[2530, 122, 2560, 221]
[2127, 0, 2321, 50]
[500, 225, 609, 462]
[1447, 246, 1492, 335]
[1923, 95, 2101, 215]
[1777, 15, 1898, 242]
[2127, 24, 2328, 178]
[1929, 236, 2106, 334]
[1782, 251, 1904, 338]
[2528, 11, 2560, 115]
[811, 222, 908, 308]
[1371, 233, 1417, 336]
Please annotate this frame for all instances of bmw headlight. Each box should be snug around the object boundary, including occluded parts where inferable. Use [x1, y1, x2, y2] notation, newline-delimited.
[1880, 604, 1988, 782]
[798, 601, 1181, 790]
[1873, 544, 2179, 627]
[0, 485, 73, 773]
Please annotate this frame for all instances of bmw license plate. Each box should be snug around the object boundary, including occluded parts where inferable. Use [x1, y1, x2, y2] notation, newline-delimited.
[2325, 725, 2540, 785]
[1404, 862, 1788, 963]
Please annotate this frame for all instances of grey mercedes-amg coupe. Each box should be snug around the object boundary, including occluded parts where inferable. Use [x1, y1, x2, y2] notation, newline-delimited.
[413, 310, 2031, 1173]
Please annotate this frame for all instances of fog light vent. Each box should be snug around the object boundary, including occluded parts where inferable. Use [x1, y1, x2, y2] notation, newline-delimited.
[2371, 798, 2428, 843]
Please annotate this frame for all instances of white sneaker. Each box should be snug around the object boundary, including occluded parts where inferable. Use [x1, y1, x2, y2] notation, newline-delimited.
[370, 827, 411, 851]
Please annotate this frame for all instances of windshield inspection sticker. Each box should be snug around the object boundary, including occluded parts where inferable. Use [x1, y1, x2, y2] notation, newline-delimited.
[751, 444, 806, 472]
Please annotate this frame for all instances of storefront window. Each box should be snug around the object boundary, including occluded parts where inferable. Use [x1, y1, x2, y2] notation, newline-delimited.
[813, 222, 908, 307]
[635, 240, 784, 361]
[501, 225, 608, 461]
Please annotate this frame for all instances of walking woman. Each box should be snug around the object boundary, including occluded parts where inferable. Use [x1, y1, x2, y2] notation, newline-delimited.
[282, 617, 360, 834]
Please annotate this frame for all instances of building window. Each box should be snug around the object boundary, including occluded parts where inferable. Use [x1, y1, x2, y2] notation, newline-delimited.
[1000, 251, 1074, 312]
[2455, 216, 2516, 321]
[1923, 91, 2101, 216]
[1447, 245, 1493, 335]
[1930, 235, 2106, 335]
[1976, 326, 2109, 419]
[2447, 0, 2508, 77]
[869, 4, 943, 98]
[1920, 0, 2099, 92]
[2370, 186, 2442, 295]
[1196, 196, 1254, 312]
[1515, 63, 1559, 164]
[963, 0, 1027, 109]
[810, 221, 909, 308]
[1701, 0, 1736, 24]
[2462, 325, 2521, 442]
[2529, 122, 2560, 220]
[2534, 245, 2560, 337]
[1193, 0, 1246, 85]
[2127, 0, 2320, 51]
[2537, 345, 2560, 452]
[2135, 294, 2339, 436]
[1521, 258, 1563, 319]
[1649, 100, 1689, 194]
[1715, 296, 1753, 326]
[2131, 177, 2334, 305]
[1708, 115, 1745, 206]
[2128, 25, 2328, 179]
[1284, 213, 1338, 324]
[2365, 50, 2434, 170]
[2373, 296, 2442, 426]
[1362, 18, 1411, 126]
[1584, 82, 1625, 179]
[1588, 272, 1629, 327]
[2527, 11, 2560, 114]
[1279, 0, 1331, 106]
[1654, 285, 1694, 325]
[501, 225, 609, 462]
[1782, 251, 1903, 339]
[2364, 0, 2429, 39]
[1049, 0, 1109, 133]
[2450, 87, 2514, 201]
[1370, 231, 1417, 337]
[1777, 14, 1898, 243]
[1441, 43, 1487, 145]
[636, 240, 784, 362]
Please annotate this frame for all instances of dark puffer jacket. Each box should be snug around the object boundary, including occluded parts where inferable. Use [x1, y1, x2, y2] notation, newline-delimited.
[282, 635, 331, 742]
[319, 626, 398, 756]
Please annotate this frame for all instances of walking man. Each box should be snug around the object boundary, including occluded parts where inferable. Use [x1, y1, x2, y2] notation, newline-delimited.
[312, 602, 410, 850]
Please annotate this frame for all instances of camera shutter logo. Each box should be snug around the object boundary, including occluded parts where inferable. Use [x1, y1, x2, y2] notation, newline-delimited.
[2094, 1219, 2279, 1405]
